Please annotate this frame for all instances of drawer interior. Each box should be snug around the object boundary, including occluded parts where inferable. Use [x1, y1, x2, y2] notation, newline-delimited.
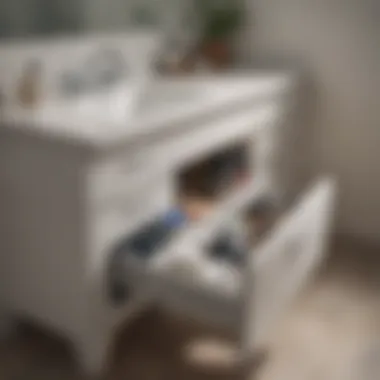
[107, 192, 280, 308]
[176, 141, 253, 222]
[107, 177, 336, 352]
[106, 139, 264, 305]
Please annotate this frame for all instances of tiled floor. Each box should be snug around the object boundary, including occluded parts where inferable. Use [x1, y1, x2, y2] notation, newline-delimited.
[1, 237, 380, 380]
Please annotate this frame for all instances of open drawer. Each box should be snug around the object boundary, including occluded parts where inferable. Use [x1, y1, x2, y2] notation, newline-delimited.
[107, 178, 336, 347]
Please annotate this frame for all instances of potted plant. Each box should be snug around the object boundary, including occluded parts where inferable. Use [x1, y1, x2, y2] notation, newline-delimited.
[195, 0, 244, 69]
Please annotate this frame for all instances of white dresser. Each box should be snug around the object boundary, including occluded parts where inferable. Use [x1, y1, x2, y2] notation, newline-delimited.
[0, 33, 336, 376]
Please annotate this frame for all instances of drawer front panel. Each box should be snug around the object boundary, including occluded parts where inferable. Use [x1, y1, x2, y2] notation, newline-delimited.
[243, 178, 337, 351]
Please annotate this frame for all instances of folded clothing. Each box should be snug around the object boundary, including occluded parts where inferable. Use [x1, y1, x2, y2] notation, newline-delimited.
[207, 231, 248, 267]
[107, 208, 188, 304]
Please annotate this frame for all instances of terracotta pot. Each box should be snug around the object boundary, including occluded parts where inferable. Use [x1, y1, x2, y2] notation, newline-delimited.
[201, 40, 232, 69]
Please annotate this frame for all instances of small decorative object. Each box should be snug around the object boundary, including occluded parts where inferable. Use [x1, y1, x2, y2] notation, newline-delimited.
[60, 70, 85, 98]
[156, 0, 244, 74]
[59, 47, 127, 99]
[194, 0, 244, 69]
[17, 59, 43, 107]
[83, 47, 126, 91]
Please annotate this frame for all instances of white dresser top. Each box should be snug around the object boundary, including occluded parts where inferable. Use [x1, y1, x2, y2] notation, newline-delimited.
[1, 72, 293, 150]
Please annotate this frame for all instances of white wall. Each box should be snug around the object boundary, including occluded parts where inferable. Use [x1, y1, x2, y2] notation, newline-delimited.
[246, 0, 380, 243]
[82, 0, 192, 43]
[82, 0, 131, 32]
[0, 0, 83, 38]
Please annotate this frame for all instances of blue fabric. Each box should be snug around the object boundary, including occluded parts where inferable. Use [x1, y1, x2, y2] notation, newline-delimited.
[162, 208, 188, 228]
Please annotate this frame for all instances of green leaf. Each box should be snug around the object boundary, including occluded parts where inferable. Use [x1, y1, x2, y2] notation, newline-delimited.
[193, 0, 243, 40]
